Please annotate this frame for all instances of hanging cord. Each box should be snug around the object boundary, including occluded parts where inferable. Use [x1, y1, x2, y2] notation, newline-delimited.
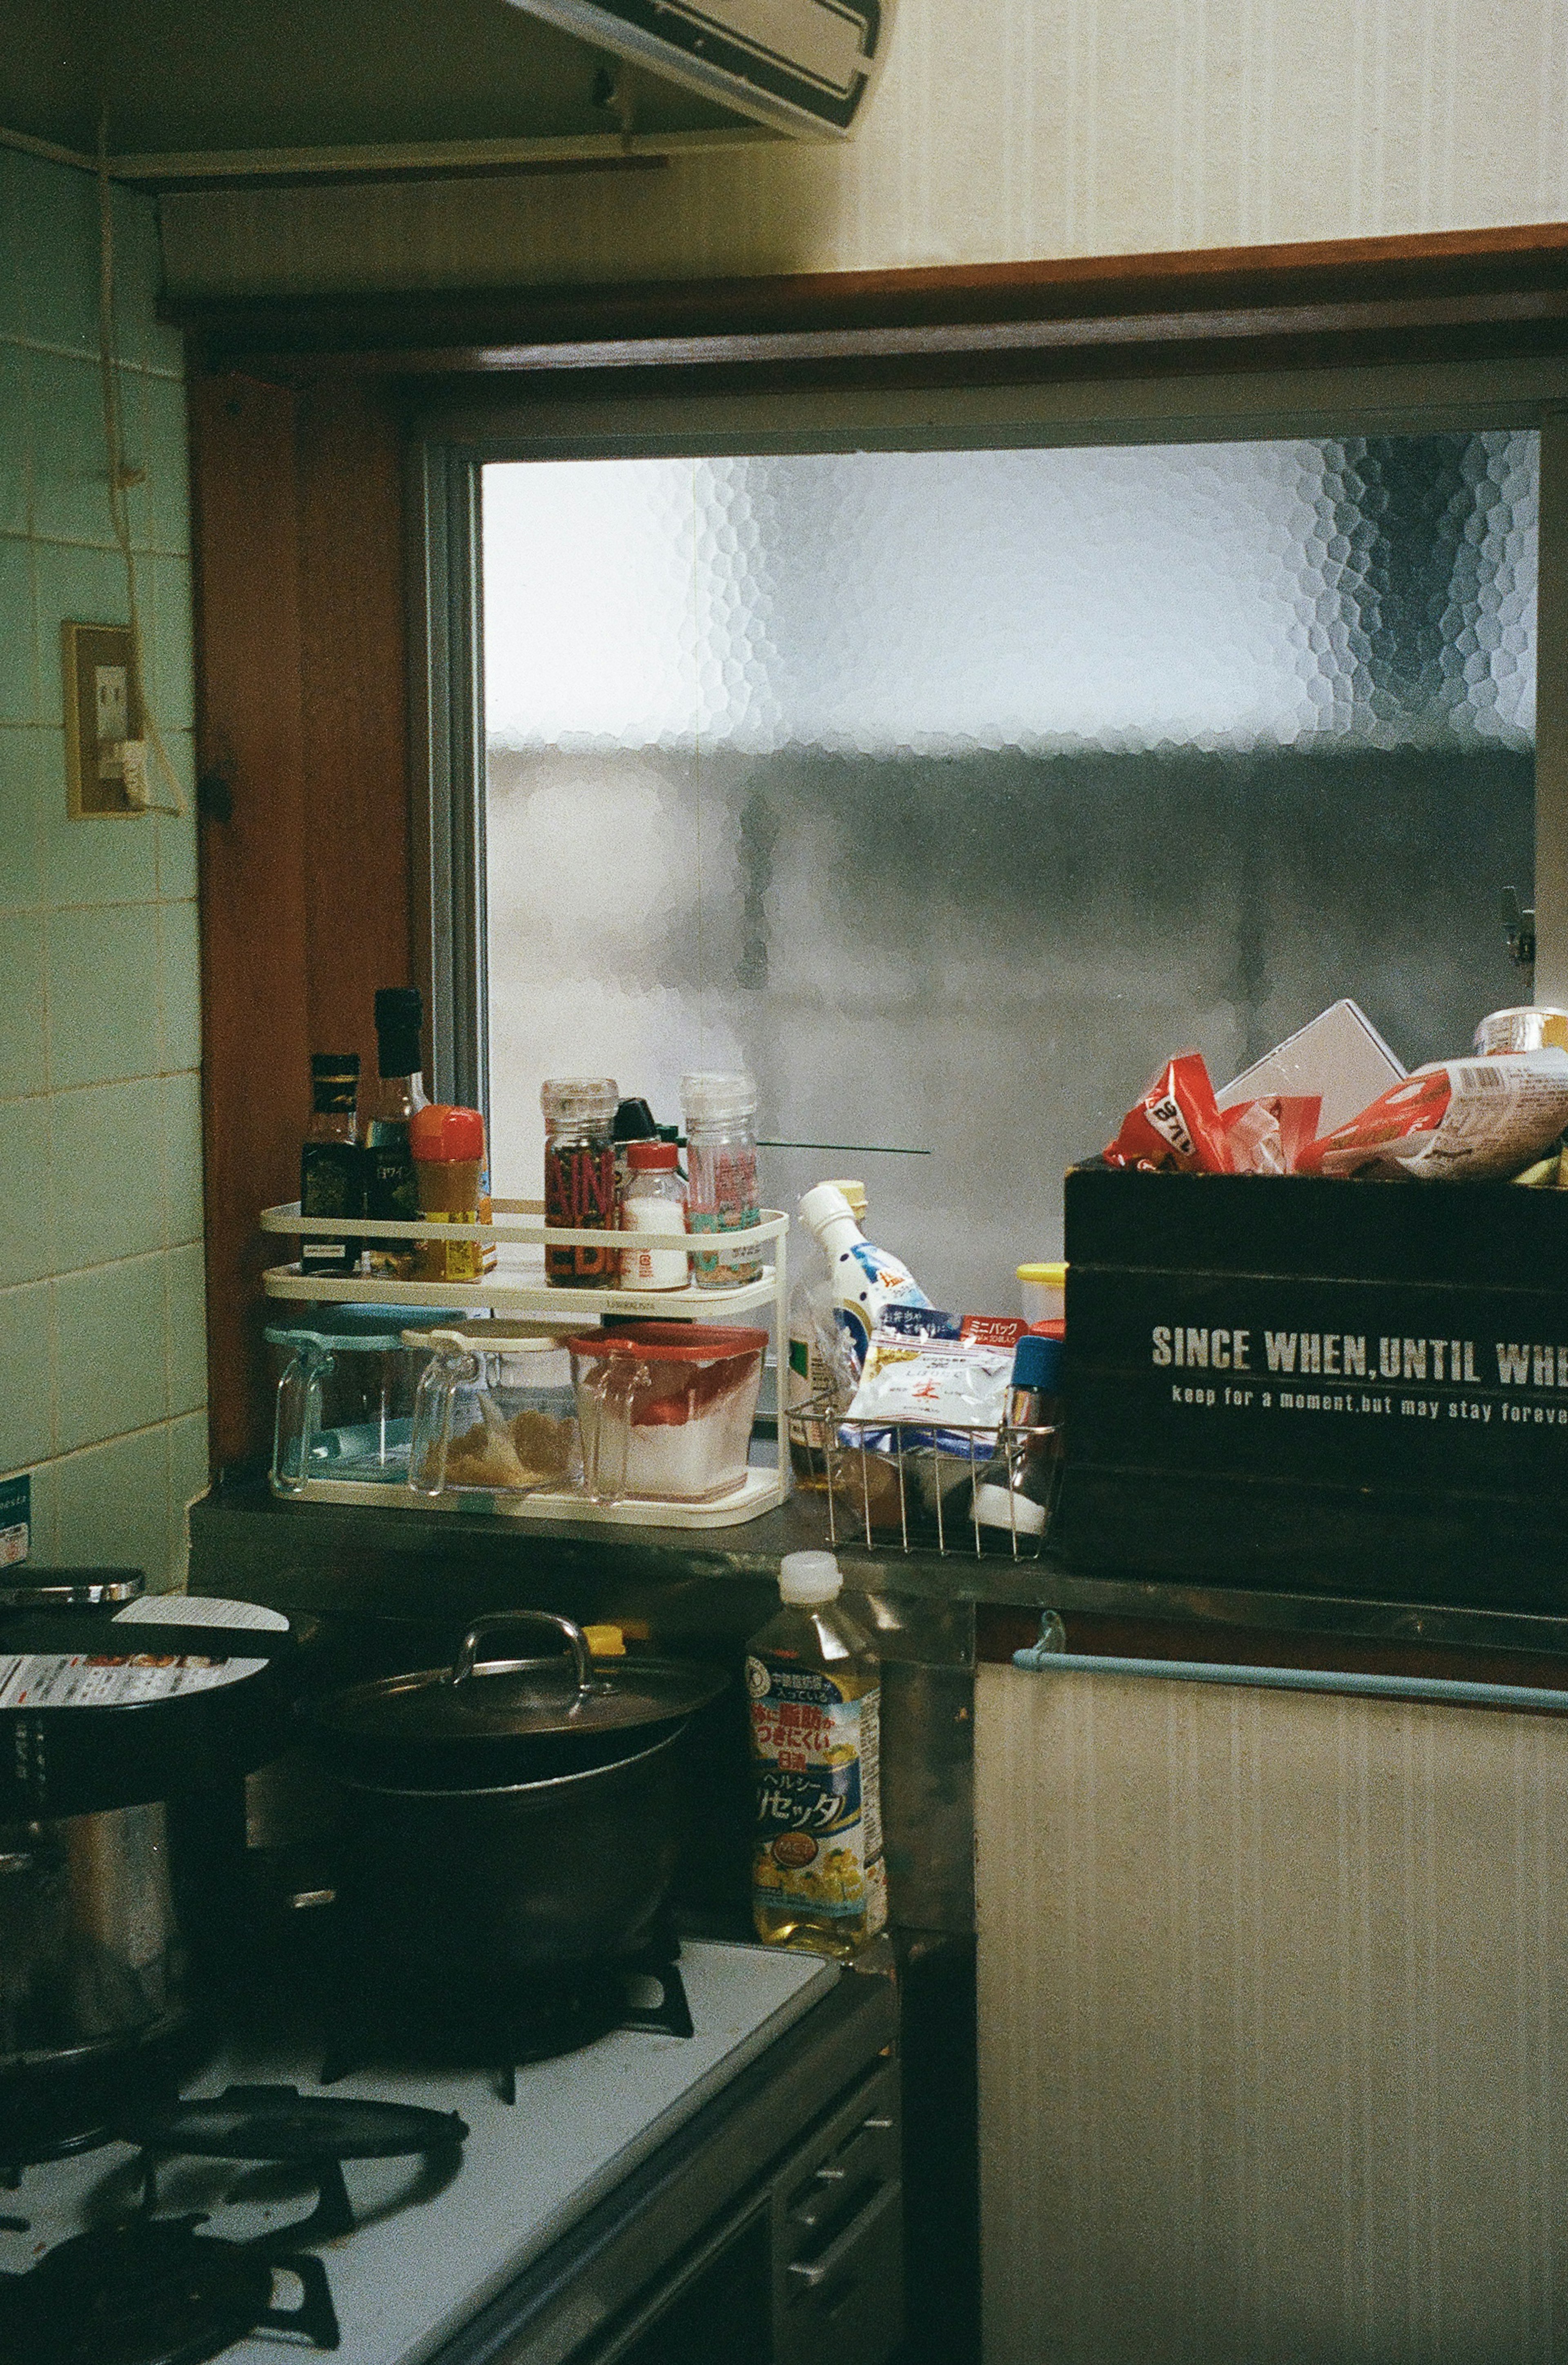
[96, 111, 186, 817]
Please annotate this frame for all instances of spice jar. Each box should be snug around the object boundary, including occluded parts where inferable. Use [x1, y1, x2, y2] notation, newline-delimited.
[410, 1103, 491, 1281]
[541, 1077, 619, 1287]
[620, 1140, 688, 1292]
[680, 1071, 761, 1289]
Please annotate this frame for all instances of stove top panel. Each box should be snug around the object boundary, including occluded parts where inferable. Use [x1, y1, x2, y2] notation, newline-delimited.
[0, 1942, 839, 2365]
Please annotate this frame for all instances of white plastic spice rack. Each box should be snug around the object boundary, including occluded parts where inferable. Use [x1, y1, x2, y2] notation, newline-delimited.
[259, 1198, 790, 1528]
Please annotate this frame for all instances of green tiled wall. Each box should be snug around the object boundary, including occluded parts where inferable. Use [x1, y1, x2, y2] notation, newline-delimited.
[0, 148, 205, 1591]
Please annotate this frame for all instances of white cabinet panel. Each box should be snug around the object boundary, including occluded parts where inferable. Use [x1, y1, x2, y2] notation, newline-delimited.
[977, 1660, 1568, 2363]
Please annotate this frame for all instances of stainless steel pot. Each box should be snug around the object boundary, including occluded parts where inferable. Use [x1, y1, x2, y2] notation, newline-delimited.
[0, 1802, 183, 2073]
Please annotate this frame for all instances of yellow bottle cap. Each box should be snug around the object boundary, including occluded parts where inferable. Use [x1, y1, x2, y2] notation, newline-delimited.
[1017, 1262, 1067, 1285]
[821, 1179, 867, 1220]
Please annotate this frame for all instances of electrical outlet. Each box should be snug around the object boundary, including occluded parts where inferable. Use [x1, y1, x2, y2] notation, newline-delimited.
[62, 621, 142, 817]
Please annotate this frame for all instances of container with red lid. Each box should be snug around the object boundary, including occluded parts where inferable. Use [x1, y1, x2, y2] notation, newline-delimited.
[567, 1322, 768, 1504]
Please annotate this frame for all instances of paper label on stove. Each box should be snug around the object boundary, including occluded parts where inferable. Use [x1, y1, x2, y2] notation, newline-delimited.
[747, 1657, 885, 1928]
[0, 1650, 266, 1708]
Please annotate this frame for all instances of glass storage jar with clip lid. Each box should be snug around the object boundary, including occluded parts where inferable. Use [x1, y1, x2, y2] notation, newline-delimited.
[267, 1306, 455, 1496]
[408, 1327, 581, 1500]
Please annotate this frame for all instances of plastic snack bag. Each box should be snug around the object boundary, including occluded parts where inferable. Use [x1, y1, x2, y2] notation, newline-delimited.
[841, 1309, 1025, 1460]
[1298, 1050, 1568, 1180]
[1104, 1052, 1231, 1174]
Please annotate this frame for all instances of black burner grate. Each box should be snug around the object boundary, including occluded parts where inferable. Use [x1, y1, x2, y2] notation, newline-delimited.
[0, 2216, 339, 2365]
[318, 1924, 694, 2096]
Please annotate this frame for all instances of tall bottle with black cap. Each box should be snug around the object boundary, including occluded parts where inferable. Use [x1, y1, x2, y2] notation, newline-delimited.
[367, 987, 428, 1278]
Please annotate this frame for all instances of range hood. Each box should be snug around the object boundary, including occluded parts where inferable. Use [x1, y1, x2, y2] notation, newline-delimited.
[504, 0, 893, 137]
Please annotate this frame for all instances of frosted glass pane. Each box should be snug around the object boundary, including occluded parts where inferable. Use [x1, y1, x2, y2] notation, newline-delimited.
[483, 437, 1536, 1315]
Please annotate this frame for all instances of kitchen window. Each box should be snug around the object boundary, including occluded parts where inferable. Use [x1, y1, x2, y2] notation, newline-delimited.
[418, 408, 1539, 1314]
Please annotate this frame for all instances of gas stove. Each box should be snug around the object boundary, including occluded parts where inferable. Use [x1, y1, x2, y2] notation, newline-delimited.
[0, 1941, 846, 2365]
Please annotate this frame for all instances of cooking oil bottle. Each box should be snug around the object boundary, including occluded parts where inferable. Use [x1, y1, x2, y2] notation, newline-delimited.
[746, 1552, 886, 1957]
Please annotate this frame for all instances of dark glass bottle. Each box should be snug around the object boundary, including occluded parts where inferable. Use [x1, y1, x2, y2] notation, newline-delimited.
[300, 1054, 365, 1277]
[366, 987, 428, 1278]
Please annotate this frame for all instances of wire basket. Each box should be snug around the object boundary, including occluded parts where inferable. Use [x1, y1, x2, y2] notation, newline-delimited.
[793, 1393, 1062, 1559]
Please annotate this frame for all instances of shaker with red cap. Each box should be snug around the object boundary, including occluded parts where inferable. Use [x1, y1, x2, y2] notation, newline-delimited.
[620, 1138, 689, 1292]
[410, 1103, 492, 1281]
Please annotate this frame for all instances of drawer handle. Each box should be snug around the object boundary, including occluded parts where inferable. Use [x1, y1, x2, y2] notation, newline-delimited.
[788, 2185, 895, 2290]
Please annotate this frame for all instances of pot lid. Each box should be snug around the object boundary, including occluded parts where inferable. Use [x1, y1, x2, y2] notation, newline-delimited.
[312, 1611, 726, 1752]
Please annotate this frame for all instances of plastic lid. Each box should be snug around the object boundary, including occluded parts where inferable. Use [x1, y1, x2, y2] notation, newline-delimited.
[541, 1077, 619, 1124]
[374, 987, 423, 1078]
[311, 1052, 359, 1080]
[779, 1551, 843, 1606]
[627, 1139, 679, 1171]
[1017, 1262, 1067, 1285]
[822, 1178, 867, 1219]
[1013, 1332, 1064, 1392]
[799, 1182, 858, 1238]
[679, 1071, 757, 1124]
[410, 1103, 486, 1162]
[612, 1097, 659, 1142]
[564, 1323, 767, 1363]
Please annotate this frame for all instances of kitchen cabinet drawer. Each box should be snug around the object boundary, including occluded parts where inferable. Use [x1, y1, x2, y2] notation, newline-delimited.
[781, 2179, 903, 2365]
[772, 2059, 902, 2365]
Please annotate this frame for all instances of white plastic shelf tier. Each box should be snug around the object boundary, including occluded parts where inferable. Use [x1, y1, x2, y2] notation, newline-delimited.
[258, 1199, 791, 1528]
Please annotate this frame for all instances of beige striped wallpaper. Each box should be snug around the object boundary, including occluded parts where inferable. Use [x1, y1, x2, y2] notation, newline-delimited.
[159, 0, 1568, 297]
[976, 1661, 1568, 2365]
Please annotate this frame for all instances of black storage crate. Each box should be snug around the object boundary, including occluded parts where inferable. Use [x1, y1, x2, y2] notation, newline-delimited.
[1058, 1160, 1568, 1606]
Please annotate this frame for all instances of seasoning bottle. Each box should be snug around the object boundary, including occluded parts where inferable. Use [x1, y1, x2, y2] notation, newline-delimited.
[619, 1140, 689, 1291]
[680, 1071, 761, 1289]
[410, 1104, 492, 1281]
[541, 1077, 619, 1287]
[971, 1331, 1066, 1544]
[366, 987, 428, 1277]
[299, 1053, 365, 1278]
[797, 1181, 931, 1374]
[612, 1096, 660, 1209]
[747, 1552, 886, 1958]
[786, 1179, 866, 1488]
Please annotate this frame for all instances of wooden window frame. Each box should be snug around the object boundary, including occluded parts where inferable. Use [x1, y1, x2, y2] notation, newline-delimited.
[180, 222, 1568, 1472]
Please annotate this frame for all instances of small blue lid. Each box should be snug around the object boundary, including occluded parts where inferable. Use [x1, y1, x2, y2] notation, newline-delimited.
[1013, 1332, 1064, 1392]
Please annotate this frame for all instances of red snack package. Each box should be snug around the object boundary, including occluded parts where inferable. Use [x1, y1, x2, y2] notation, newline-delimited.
[1220, 1093, 1323, 1175]
[1104, 1052, 1231, 1174]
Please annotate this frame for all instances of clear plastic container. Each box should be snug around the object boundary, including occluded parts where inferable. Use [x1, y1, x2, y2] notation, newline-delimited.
[680, 1071, 760, 1289]
[567, 1322, 768, 1503]
[1017, 1260, 1067, 1325]
[267, 1307, 454, 1495]
[408, 1328, 580, 1498]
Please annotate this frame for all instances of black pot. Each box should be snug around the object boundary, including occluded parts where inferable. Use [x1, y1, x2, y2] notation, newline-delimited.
[308, 1611, 726, 1793]
[312, 1614, 727, 1986]
[335, 1725, 691, 1988]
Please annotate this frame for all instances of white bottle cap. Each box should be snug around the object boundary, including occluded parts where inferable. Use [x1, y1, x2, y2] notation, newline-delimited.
[798, 1183, 856, 1239]
[779, 1551, 844, 1606]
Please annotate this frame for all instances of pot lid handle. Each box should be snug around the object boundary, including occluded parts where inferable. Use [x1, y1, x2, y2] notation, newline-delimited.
[451, 1610, 604, 1701]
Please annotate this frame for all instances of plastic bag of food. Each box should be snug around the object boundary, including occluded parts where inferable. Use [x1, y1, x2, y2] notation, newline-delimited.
[1104, 1052, 1231, 1174]
[841, 1309, 1025, 1460]
[1220, 1093, 1322, 1176]
[1298, 1049, 1568, 1180]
